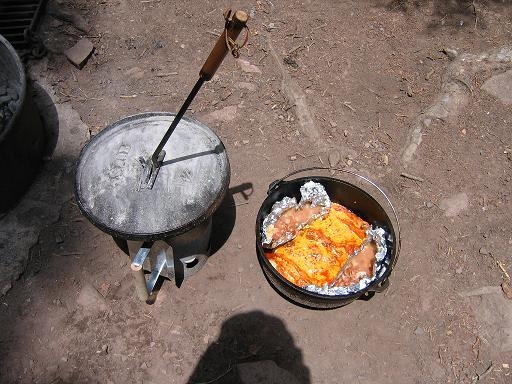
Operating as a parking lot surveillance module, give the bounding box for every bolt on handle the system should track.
[199,10,249,81]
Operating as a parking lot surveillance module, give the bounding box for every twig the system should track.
[156,72,178,77]
[400,172,424,182]
[119,94,138,98]
[496,260,510,281]
[342,101,355,111]
[312,23,327,31]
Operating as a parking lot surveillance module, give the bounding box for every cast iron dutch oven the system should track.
[255,167,401,309]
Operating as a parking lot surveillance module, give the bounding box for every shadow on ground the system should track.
[186,310,311,384]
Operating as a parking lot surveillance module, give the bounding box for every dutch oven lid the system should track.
[75,112,230,240]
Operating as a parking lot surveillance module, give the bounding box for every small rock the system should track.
[501,281,512,299]
[426,202,434,208]
[77,284,108,312]
[479,247,489,255]
[346,159,353,166]
[124,67,145,80]
[180,44,185,49]
[441,48,458,60]
[455,267,463,274]
[242,140,249,145]
[328,150,341,168]
[101,344,108,354]
[329,121,338,128]
[149,341,156,348]
[381,154,389,166]
[290,155,297,161]
[343,130,348,137]
[60,357,68,362]
[439,192,469,217]
[140,362,148,369]
[461,128,467,135]
[205,105,237,122]
[64,38,95,69]
[481,69,512,106]
[414,326,425,336]
[55,234,64,244]
[236,59,262,74]
[237,82,257,92]
[446,329,453,336]
[53,298,62,306]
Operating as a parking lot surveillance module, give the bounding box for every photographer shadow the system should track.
[187,311,311,384]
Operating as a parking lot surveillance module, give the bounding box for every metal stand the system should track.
[127,219,212,301]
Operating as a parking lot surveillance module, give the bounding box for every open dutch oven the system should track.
[255,167,401,309]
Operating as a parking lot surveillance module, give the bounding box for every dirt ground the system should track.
[1,0,512,383]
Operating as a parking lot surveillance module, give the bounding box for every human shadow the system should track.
[186,311,311,384]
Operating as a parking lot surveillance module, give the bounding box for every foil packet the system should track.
[261,181,331,249]
[304,226,389,296]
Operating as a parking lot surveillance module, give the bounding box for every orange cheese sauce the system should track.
[265,203,369,287]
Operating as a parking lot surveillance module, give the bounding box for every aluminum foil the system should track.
[304,226,389,296]
[261,181,331,249]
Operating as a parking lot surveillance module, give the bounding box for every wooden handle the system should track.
[199,10,248,81]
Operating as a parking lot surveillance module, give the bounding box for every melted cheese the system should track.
[265,203,369,287]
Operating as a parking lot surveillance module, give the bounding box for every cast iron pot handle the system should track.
[267,166,401,270]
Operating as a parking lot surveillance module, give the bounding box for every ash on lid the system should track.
[75,113,229,238]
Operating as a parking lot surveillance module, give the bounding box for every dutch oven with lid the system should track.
[74,11,249,299]
[255,168,401,309]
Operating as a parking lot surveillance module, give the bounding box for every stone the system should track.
[205,105,237,122]
[328,150,341,168]
[439,192,469,217]
[482,70,512,105]
[236,360,300,384]
[236,59,262,74]
[237,82,257,91]
[77,284,108,312]
[64,38,95,69]
[414,326,426,336]
[479,247,489,255]
[465,286,512,352]
[455,267,463,274]
[124,67,145,80]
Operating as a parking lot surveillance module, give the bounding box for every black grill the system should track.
[0,0,48,50]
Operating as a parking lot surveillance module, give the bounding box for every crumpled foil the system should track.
[261,181,331,249]
[304,226,389,296]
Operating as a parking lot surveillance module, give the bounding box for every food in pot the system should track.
[264,202,324,249]
[265,202,375,287]
[262,181,331,249]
